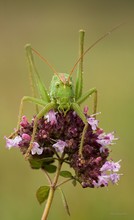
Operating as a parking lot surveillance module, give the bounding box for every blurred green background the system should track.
[0,0,134,219]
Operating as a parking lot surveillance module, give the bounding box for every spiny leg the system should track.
[25,44,50,103]
[75,30,85,100]
[77,88,98,117]
[25,102,56,158]
[25,45,39,114]
[93,89,97,116]
[8,96,47,139]
[71,103,88,156]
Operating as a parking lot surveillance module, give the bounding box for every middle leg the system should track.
[77,87,98,116]
[71,102,88,156]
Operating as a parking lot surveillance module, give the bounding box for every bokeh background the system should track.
[0,0,134,219]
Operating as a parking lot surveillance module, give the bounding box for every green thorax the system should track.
[49,73,75,113]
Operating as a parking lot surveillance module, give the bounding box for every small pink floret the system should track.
[94,156,102,165]
[84,106,89,114]
[93,174,109,187]
[87,117,98,131]
[45,110,57,125]
[20,116,29,127]
[52,140,67,153]
[110,173,121,184]
[22,133,31,141]
[97,131,118,148]
[100,160,121,172]
[31,142,43,155]
[5,136,22,149]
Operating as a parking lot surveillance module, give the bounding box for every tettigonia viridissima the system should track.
[8,23,123,159]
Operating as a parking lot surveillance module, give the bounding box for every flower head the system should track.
[93,174,110,187]
[91,159,122,187]
[45,110,57,125]
[87,117,98,131]
[110,173,121,184]
[31,142,43,155]
[52,140,67,153]
[5,136,22,149]
[6,108,121,188]
[100,160,121,172]
[97,131,117,147]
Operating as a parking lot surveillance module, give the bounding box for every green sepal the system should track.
[58,187,70,216]
[60,170,73,178]
[36,185,50,204]
[42,164,57,173]
[29,157,54,169]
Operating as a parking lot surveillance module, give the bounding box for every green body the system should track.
[49,74,75,113]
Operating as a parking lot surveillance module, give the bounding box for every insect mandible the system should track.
[9,23,123,158]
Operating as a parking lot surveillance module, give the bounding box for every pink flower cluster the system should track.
[93,160,122,187]
[5,109,122,188]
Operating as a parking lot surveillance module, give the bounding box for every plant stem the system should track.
[56,178,72,188]
[41,154,64,220]
[41,187,55,220]
[42,169,52,185]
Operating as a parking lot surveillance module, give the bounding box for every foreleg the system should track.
[77,88,98,115]
[8,96,47,139]
[25,102,56,158]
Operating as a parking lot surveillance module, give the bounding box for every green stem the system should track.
[42,169,52,185]
[41,154,64,220]
[56,178,72,188]
[41,187,55,220]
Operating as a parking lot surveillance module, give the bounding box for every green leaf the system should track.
[43,164,57,173]
[29,158,43,169]
[41,157,54,163]
[36,186,50,204]
[59,187,70,216]
[29,157,54,169]
[60,171,73,178]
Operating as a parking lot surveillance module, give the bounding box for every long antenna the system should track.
[68,22,124,81]
[31,47,63,82]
